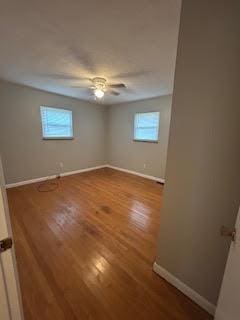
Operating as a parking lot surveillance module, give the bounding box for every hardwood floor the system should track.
[7,168,212,320]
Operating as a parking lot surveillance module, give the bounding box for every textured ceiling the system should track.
[0,0,181,105]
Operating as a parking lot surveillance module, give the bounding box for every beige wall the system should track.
[0,81,107,184]
[0,81,172,184]
[107,96,172,179]
[156,0,240,306]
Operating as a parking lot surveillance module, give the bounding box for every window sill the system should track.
[42,137,74,140]
[133,139,159,143]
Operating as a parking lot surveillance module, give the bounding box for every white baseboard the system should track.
[5,175,57,189]
[153,262,216,316]
[60,165,107,177]
[106,165,165,183]
[5,165,107,189]
[5,164,164,189]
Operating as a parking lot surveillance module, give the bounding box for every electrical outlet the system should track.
[143,163,146,169]
[59,162,64,169]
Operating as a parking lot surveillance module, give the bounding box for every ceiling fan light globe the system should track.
[94,88,104,99]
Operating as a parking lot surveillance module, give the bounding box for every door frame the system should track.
[0,156,24,320]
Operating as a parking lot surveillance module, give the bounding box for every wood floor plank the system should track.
[7,168,212,320]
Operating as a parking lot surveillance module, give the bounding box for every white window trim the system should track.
[133,111,160,143]
[40,106,74,140]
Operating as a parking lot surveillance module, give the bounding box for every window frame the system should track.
[40,106,74,140]
[133,111,160,143]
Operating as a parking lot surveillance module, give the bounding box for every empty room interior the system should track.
[0,1,240,320]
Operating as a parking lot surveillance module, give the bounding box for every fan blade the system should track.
[108,83,126,88]
[112,70,152,79]
[71,87,94,96]
[109,90,120,96]
[37,73,92,82]
[70,86,86,89]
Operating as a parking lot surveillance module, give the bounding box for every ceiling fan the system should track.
[72,77,126,99]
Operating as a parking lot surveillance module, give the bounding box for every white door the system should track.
[215,206,240,320]
[0,157,24,320]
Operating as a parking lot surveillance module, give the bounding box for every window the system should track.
[40,106,73,139]
[134,112,160,142]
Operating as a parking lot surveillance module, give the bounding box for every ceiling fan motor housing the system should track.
[93,77,107,91]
